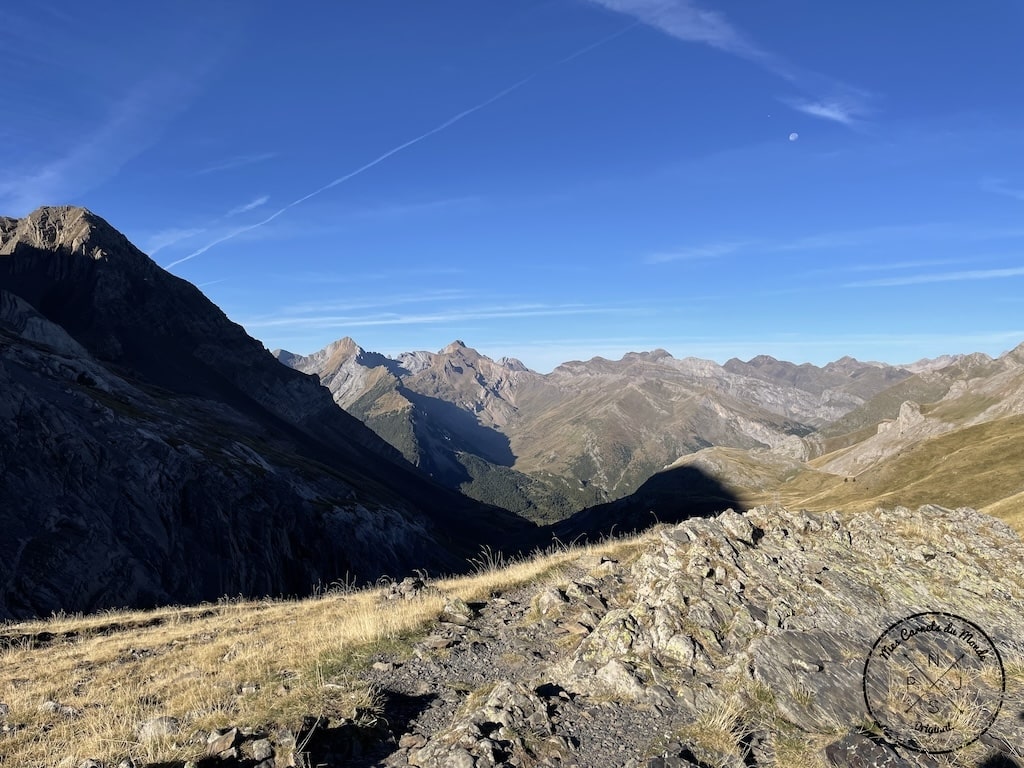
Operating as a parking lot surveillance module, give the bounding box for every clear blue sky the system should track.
[4,1,1023,371]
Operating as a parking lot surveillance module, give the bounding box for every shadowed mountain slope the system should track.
[0,206,535,619]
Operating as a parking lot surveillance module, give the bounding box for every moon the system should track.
[788,132,799,141]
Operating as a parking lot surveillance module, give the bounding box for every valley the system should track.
[279,334,1024,533]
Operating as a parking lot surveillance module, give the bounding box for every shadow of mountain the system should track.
[403,388,516,469]
[548,465,743,542]
[358,349,411,378]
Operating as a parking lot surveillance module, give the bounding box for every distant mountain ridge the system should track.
[277,337,917,521]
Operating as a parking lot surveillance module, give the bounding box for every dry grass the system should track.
[730,415,1024,536]
[0,536,639,766]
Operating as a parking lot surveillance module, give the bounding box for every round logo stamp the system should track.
[863,612,1004,753]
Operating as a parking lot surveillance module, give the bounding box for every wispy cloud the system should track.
[145,195,272,258]
[847,266,1024,288]
[165,25,635,271]
[586,0,768,61]
[279,289,468,315]
[811,258,968,276]
[349,196,480,221]
[280,267,466,284]
[145,227,206,256]
[195,152,277,176]
[647,223,1017,269]
[582,0,873,125]
[982,177,1024,202]
[226,195,269,217]
[645,240,749,264]
[786,98,860,126]
[242,303,629,330]
[0,72,195,216]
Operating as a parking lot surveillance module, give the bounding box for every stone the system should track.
[717,509,755,545]
[138,716,179,742]
[824,732,914,767]
[206,727,239,756]
[399,733,428,749]
[249,738,274,761]
[440,597,474,626]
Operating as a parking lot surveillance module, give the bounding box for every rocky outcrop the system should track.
[351,504,1024,767]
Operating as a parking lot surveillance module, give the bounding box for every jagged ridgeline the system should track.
[0,206,537,620]
[277,331,1024,527]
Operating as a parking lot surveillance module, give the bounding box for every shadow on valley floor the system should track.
[548,465,743,543]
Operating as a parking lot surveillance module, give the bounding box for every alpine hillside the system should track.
[0,206,536,620]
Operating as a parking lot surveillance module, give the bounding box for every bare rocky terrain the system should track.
[24,504,1020,767]
[356,504,1024,768]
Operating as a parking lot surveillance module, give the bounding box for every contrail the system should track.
[166,23,636,271]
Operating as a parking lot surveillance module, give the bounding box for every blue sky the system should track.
[3,1,1024,372]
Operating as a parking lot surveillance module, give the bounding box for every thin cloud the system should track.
[195,152,277,176]
[582,0,873,126]
[770,223,951,252]
[281,267,466,284]
[0,72,195,216]
[646,241,748,264]
[349,196,480,221]
[847,266,1024,288]
[586,0,769,62]
[145,227,206,256]
[842,258,967,273]
[787,98,859,126]
[279,289,468,315]
[982,177,1024,202]
[242,304,628,331]
[165,24,635,271]
[807,258,968,277]
[226,195,269,217]
[147,195,271,260]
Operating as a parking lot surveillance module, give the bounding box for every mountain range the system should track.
[3,205,1022,621]
[278,335,1024,527]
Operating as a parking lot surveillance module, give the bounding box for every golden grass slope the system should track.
[0,538,640,767]
[720,414,1024,533]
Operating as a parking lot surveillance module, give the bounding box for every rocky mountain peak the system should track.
[441,339,472,355]
[329,336,362,356]
[498,356,529,372]
[0,206,140,265]
[1006,340,1024,365]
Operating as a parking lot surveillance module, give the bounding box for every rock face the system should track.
[0,206,534,619]
[355,504,1024,767]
